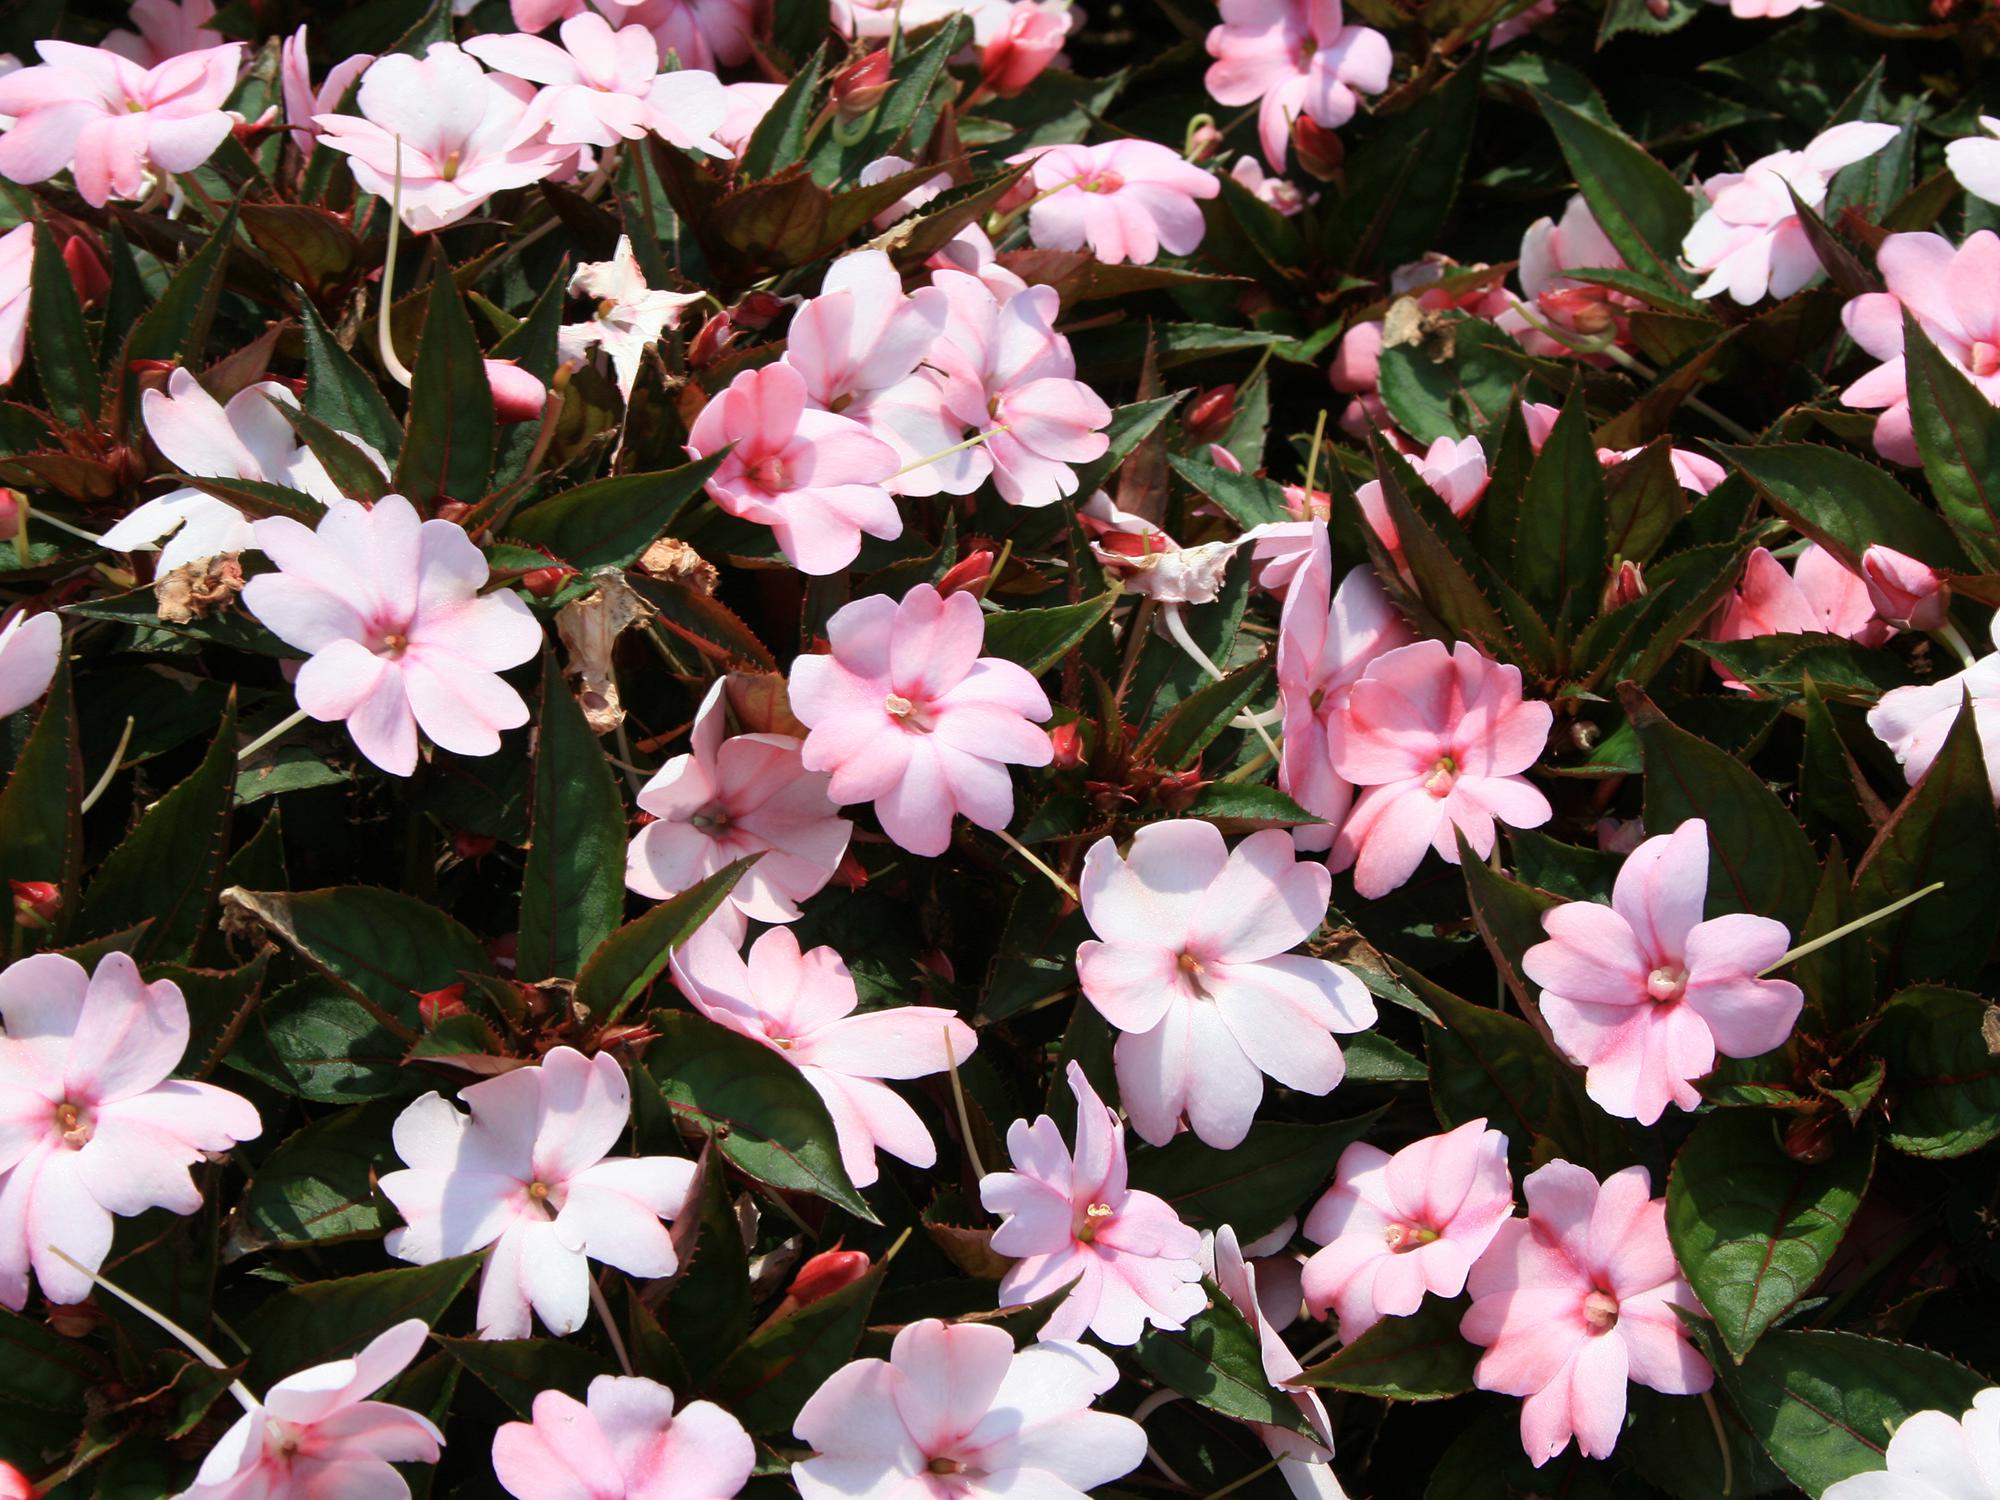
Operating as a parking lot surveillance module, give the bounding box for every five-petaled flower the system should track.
[492,1374,753,1500]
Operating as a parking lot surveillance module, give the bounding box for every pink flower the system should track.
[1948,116,2000,206]
[1711,546,1890,664]
[0,41,242,207]
[1276,524,1416,847]
[0,223,28,388]
[1841,231,2000,467]
[380,1046,697,1339]
[176,1319,442,1500]
[1354,435,1490,561]
[244,495,543,778]
[1076,821,1376,1149]
[105,0,223,65]
[791,583,1053,858]
[979,1061,1206,1344]
[1498,194,1632,355]
[1822,1387,2000,1500]
[279,28,372,153]
[1461,1161,1711,1466]
[714,79,783,156]
[1867,617,2000,801]
[1862,544,1951,632]
[1330,319,1382,396]
[628,679,851,926]
[578,0,757,71]
[1010,140,1220,265]
[670,923,975,1188]
[465,13,728,154]
[1301,1121,1513,1337]
[685,361,902,575]
[1709,0,1820,16]
[1209,1225,1339,1482]
[1204,0,1393,169]
[0,952,261,1309]
[1682,122,1900,304]
[1523,818,1804,1124]
[927,271,1112,506]
[1603,444,1726,494]
[493,1375,753,1500]
[1230,153,1308,215]
[1330,639,1554,898]
[982,2,1070,97]
[0,611,59,719]
[314,44,567,233]
[792,1318,1147,1500]
[857,154,953,228]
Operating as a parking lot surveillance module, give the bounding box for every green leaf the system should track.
[439,1337,615,1418]
[1904,304,2000,567]
[980,592,1117,677]
[225,978,410,1102]
[245,1256,478,1390]
[710,1264,882,1432]
[1459,837,1559,1011]
[29,217,96,425]
[1853,693,2000,988]
[1174,782,1323,832]
[1375,319,1527,444]
[1140,658,1271,771]
[741,46,825,181]
[77,696,237,962]
[507,457,722,571]
[1792,848,1875,1035]
[663,1147,753,1371]
[572,858,755,1026]
[639,1010,873,1219]
[1665,1111,1873,1362]
[1327,59,1484,270]
[234,1098,402,1253]
[1134,1284,1314,1436]
[300,298,401,459]
[123,202,238,371]
[1166,452,1291,528]
[270,399,391,502]
[517,653,627,983]
[1130,1118,1375,1242]
[1298,1294,1479,1398]
[0,659,80,946]
[0,1305,94,1412]
[395,259,495,505]
[1069,393,1187,497]
[1710,441,1975,576]
[1532,88,1693,288]
[1877,985,2000,1159]
[1695,634,1914,701]
[1515,388,1607,639]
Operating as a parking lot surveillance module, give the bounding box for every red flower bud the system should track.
[1603,558,1646,612]
[937,550,997,599]
[61,234,109,308]
[0,488,22,543]
[688,311,735,369]
[1539,286,1618,337]
[450,830,496,861]
[1184,385,1237,442]
[1049,720,1084,769]
[433,501,473,524]
[10,881,59,931]
[733,291,785,331]
[485,360,548,424]
[520,558,578,599]
[1292,116,1345,183]
[832,50,892,119]
[488,931,518,975]
[1783,1112,1838,1165]
[832,848,870,890]
[788,1247,872,1307]
[418,983,468,1028]
[980,2,1067,98]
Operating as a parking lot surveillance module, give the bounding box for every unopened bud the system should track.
[1156,767,1208,813]
[937,550,997,599]
[1540,286,1618,337]
[520,558,578,599]
[1049,720,1084,769]
[688,310,735,369]
[1186,120,1225,164]
[417,983,468,1028]
[732,291,785,331]
[433,501,473,524]
[62,233,109,308]
[0,488,22,542]
[1185,385,1236,442]
[10,880,58,931]
[485,360,548,424]
[832,50,892,119]
[1604,558,1646,612]
[1292,116,1345,183]
[1207,443,1244,475]
[1783,1112,1838,1165]
[44,1299,101,1341]
[832,848,870,890]
[1860,544,1949,631]
[450,830,496,861]
[788,1246,872,1307]
[489,931,518,975]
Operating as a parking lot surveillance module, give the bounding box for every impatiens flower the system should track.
[1823,1387,2000,1499]
[857,154,953,228]
[314,44,568,233]
[1711,545,1889,663]
[1841,231,2000,467]
[104,368,387,574]
[1523,818,1804,1124]
[1681,121,1900,304]
[792,1318,1147,1500]
[0,611,59,718]
[1230,153,1308,215]
[979,1061,1206,1344]
[1862,544,1951,631]
[0,223,27,387]
[558,0,758,71]
[279,28,372,153]
[1498,193,1633,355]
[670,923,975,1189]
[1300,1120,1513,1337]
[493,1375,752,1500]
[1709,0,1820,14]
[1081,491,1239,604]
[627,678,850,927]
[1204,0,1394,170]
[1462,1161,1711,1466]
[1330,639,1554,898]
[380,1046,697,1339]
[926,271,1112,506]
[715,79,783,155]
[1076,820,1376,1149]
[0,951,261,1309]
[789,583,1053,857]
[1354,435,1490,562]
[1867,613,2000,801]
[106,0,223,66]
[980,2,1070,97]
[465,13,729,154]
[175,1319,442,1500]
[685,361,902,574]
[1010,140,1221,266]
[1209,1225,1340,1487]
[244,495,543,777]
[558,235,705,398]
[1948,117,2000,206]
[1275,524,1415,847]
[0,40,243,207]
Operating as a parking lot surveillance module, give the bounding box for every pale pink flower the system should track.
[981,2,1070,97]
[1867,613,2000,802]
[314,44,568,233]
[628,678,850,926]
[1231,153,1308,215]
[105,0,223,65]
[1208,1226,1340,1486]
[1010,140,1221,266]
[493,1375,752,1500]
[685,361,901,574]
[1948,117,2000,206]
[833,0,1014,40]
[1077,821,1376,1149]
[1275,524,1416,847]
[1353,435,1489,561]
[244,495,543,777]
[1683,122,1900,304]
[793,1317,1146,1500]
[1301,1120,1513,1337]
[0,223,28,388]
[0,611,58,719]
[1462,1161,1711,1466]
[926,270,1112,506]
[1204,0,1394,169]
[1841,231,2000,467]
[175,1319,442,1500]
[1601,444,1727,494]
[104,368,387,574]
[1524,818,1803,1124]
[279,28,372,153]
[790,583,1053,857]
[1709,0,1820,16]
[464,13,728,154]
[858,154,952,228]
[1711,545,1890,662]
[0,952,261,1309]
[979,1061,1206,1345]
[381,1046,696,1339]
[1822,1387,2000,1500]
[1329,319,1381,397]
[589,0,757,70]
[670,923,975,1189]
[1862,544,1951,632]
[0,41,242,207]
[714,79,782,156]
[558,235,704,398]
[1330,639,1554,898]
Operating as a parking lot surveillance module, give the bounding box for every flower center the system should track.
[439,149,463,182]
[1975,340,2000,378]
[1645,966,1687,1004]
[1383,1221,1440,1253]
[1424,755,1458,798]
[689,804,733,835]
[1582,1290,1620,1334]
[53,1100,92,1148]
[748,455,790,492]
[374,629,410,659]
[1075,1201,1115,1243]
[884,692,935,733]
[526,1180,555,1215]
[928,1457,967,1476]
[1078,169,1125,195]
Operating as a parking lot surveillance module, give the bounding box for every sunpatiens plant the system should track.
[3,0,2000,1494]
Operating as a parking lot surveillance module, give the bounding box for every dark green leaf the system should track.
[234,1098,403,1253]
[226,979,410,1102]
[124,203,238,370]
[507,456,721,571]
[710,1264,882,1432]
[1130,1118,1375,1242]
[1069,393,1187,498]
[1375,318,1526,444]
[1134,1284,1314,1436]
[1711,441,1975,575]
[517,652,627,982]
[1904,296,2000,567]
[245,1258,476,1390]
[396,259,495,505]
[1298,1294,1478,1398]
[1140,658,1271,770]
[1167,452,1291,528]
[300,298,402,459]
[1533,88,1693,288]
[29,217,96,424]
[0,659,80,946]
[572,858,755,1026]
[1517,388,1606,639]
[741,46,825,181]
[1877,985,2000,1159]
[980,592,1117,677]
[439,1336,614,1418]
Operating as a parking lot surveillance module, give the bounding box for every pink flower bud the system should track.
[1329,320,1384,395]
[1539,285,1618,336]
[937,549,997,599]
[0,488,22,543]
[1049,720,1084,768]
[1185,385,1236,442]
[832,50,891,119]
[1186,120,1225,164]
[1292,116,1345,182]
[9,881,59,931]
[688,310,735,368]
[450,830,496,861]
[484,360,548,424]
[788,1247,872,1307]
[980,2,1066,98]
[417,983,468,1028]
[1207,443,1244,474]
[1604,558,1646,611]
[1860,544,1949,631]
